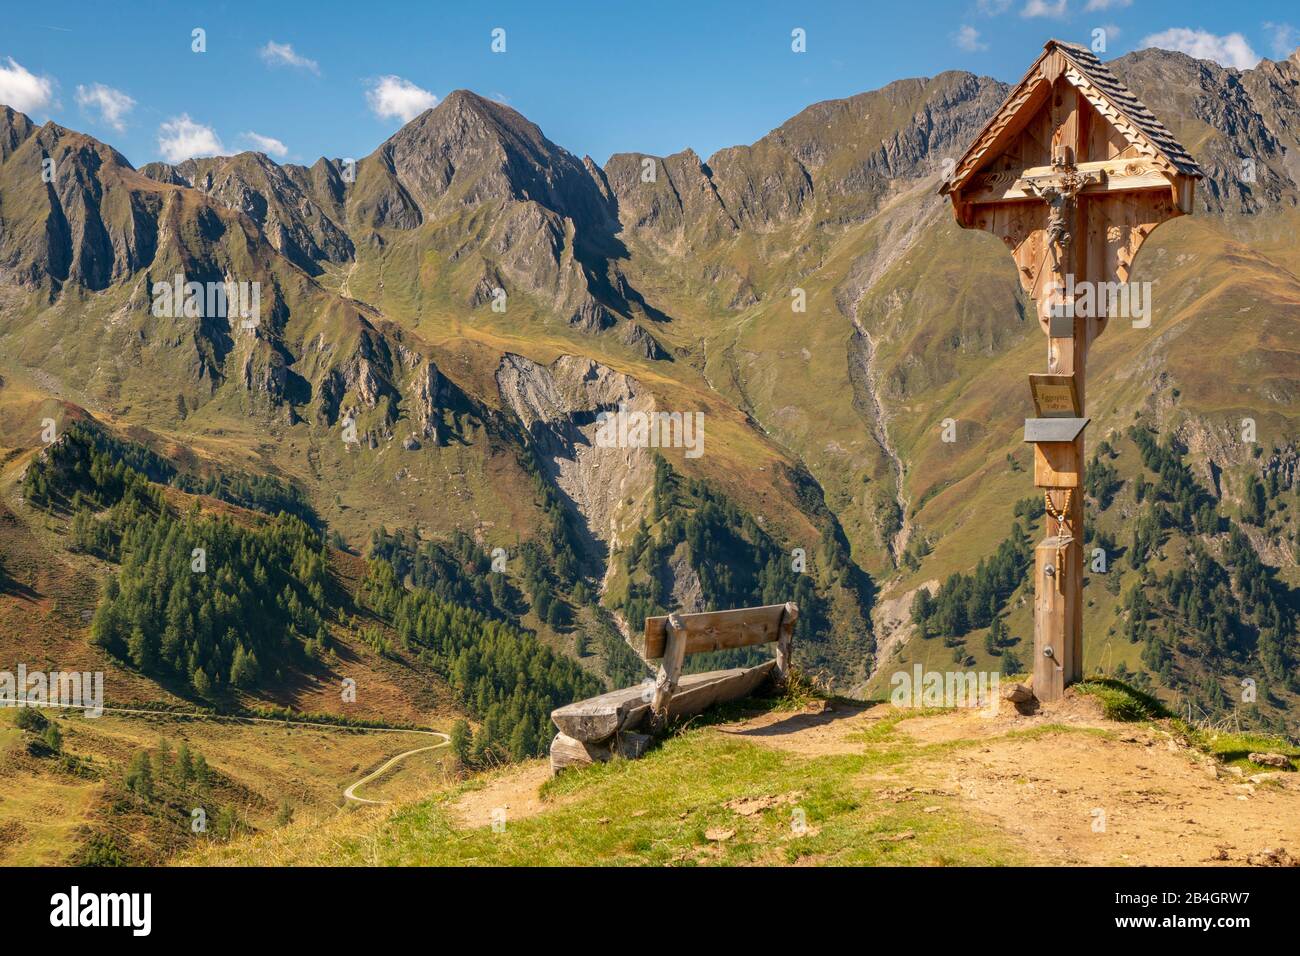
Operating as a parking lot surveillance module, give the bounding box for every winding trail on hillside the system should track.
[339,257,359,300]
[6,701,450,806]
[7,702,446,737]
[343,735,451,805]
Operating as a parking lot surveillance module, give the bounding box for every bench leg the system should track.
[775,601,798,686]
[651,613,687,727]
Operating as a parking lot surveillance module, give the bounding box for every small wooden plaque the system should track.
[1028,374,1081,418]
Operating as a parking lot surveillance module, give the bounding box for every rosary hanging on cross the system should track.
[1043,488,1074,593]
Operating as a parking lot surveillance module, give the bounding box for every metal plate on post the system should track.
[1023,417,1089,443]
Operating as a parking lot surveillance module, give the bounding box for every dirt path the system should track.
[339,258,359,300]
[6,702,446,738]
[448,763,555,828]
[899,708,1300,866]
[343,736,450,805]
[717,701,891,756]
[718,696,1300,866]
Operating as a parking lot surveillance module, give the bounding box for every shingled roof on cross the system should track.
[941,38,1203,198]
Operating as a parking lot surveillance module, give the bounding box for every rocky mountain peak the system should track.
[357,88,612,229]
[141,150,354,273]
[0,104,37,163]
[1109,47,1300,212]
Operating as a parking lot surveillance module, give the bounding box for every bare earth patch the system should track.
[905,722,1300,866]
[448,762,556,828]
[715,695,1300,866]
[715,702,891,756]
[896,692,1111,744]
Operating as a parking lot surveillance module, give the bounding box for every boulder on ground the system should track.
[1002,682,1034,704]
[1248,752,1292,769]
[550,731,652,773]
[1246,847,1298,867]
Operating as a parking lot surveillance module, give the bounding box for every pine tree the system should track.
[175,744,195,785]
[1000,649,1023,676]
[450,719,472,767]
[127,626,155,673]
[1242,474,1266,525]
[126,751,154,800]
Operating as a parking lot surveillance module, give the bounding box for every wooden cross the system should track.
[941,40,1201,701]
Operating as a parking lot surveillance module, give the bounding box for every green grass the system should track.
[184,695,1033,866]
[1187,730,1300,773]
[1075,678,1298,775]
[1075,678,1171,722]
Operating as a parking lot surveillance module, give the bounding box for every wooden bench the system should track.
[549,602,797,773]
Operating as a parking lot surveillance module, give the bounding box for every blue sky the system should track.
[1,0,1296,168]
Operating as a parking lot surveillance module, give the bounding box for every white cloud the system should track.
[1264,22,1298,59]
[157,114,225,163]
[977,0,1012,14]
[0,57,55,114]
[241,131,288,157]
[74,83,135,132]
[1084,0,1130,11]
[259,41,319,74]
[1022,0,1068,17]
[366,75,437,123]
[954,25,989,52]
[1140,27,1260,70]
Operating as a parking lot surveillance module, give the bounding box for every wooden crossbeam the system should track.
[963,158,1176,205]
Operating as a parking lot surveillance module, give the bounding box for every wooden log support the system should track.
[550,732,611,772]
[651,612,687,724]
[775,602,797,684]
[550,731,652,774]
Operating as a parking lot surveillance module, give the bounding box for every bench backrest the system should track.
[642,603,795,660]
[643,602,797,722]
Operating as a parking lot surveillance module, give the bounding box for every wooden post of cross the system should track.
[940,40,1200,701]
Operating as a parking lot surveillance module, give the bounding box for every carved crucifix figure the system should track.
[1024,159,1099,250]
[941,40,1201,701]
